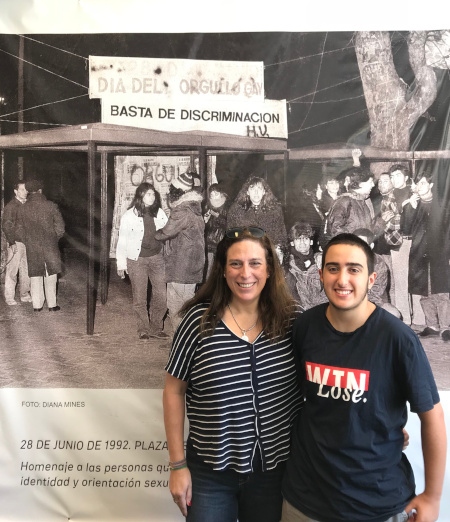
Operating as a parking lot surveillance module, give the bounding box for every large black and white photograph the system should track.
[0,3,449,521]
[1,30,450,389]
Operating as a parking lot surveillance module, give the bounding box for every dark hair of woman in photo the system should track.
[233,176,281,213]
[128,181,162,217]
[227,176,289,250]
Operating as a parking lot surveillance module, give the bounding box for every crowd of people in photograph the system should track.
[2,151,449,344]
[112,149,450,343]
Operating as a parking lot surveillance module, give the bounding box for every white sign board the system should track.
[101,97,287,139]
[89,56,264,101]
[0,388,188,522]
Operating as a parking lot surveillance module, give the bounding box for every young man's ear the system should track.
[368,272,377,289]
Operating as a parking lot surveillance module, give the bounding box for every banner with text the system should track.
[89,56,264,101]
[0,388,188,522]
[101,97,288,138]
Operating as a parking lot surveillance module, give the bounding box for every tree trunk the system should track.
[355,31,437,177]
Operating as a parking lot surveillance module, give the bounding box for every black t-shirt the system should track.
[282,304,440,522]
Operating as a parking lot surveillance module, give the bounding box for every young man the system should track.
[282,233,446,522]
[1,181,31,305]
[388,164,415,324]
[324,167,380,240]
[203,183,229,278]
[154,170,204,334]
[402,174,450,339]
[16,179,65,311]
[353,227,393,310]
[286,221,327,310]
[372,172,402,305]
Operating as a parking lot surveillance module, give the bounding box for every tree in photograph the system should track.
[354,30,450,176]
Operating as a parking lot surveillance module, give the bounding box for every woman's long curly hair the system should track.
[129,182,162,218]
[233,176,282,212]
[179,227,297,340]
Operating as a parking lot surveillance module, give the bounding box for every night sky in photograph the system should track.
[0,32,374,146]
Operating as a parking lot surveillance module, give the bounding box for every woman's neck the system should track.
[228,298,259,315]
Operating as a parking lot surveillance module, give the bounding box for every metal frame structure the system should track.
[0,123,287,334]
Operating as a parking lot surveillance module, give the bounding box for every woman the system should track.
[163,226,302,522]
[203,183,229,278]
[116,182,169,340]
[227,176,288,251]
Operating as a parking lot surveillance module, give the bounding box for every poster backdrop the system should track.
[1,2,450,522]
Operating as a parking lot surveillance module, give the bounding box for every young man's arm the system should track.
[154,210,184,242]
[404,402,447,522]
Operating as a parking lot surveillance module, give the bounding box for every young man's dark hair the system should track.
[415,172,433,184]
[345,169,373,191]
[289,221,314,241]
[322,232,375,274]
[388,163,410,176]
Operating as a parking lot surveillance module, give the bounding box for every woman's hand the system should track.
[117,269,127,279]
[170,467,192,517]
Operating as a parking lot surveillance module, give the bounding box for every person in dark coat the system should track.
[1,181,31,305]
[155,170,205,334]
[286,221,327,310]
[324,167,376,239]
[402,173,450,336]
[316,174,342,217]
[203,183,229,278]
[227,176,288,250]
[16,179,65,311]
[388,163,414,324]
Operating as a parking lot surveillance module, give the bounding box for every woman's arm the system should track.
[163,372,191,517]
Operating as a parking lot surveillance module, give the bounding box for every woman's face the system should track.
[142,188,156,207]
[224,239,269,305]
[247,183,265,206]
[209,190,226,209]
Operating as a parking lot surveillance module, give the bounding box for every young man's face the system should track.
[14,183,27,202]
[293,235,312,255]
[390,169,408,189]
[377,174,393,195]
[354,178,374,198]
[319,243,376,314]
[415,177,433,200]
[325,179,340,195]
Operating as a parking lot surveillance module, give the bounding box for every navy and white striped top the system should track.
[165,303,303,473]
